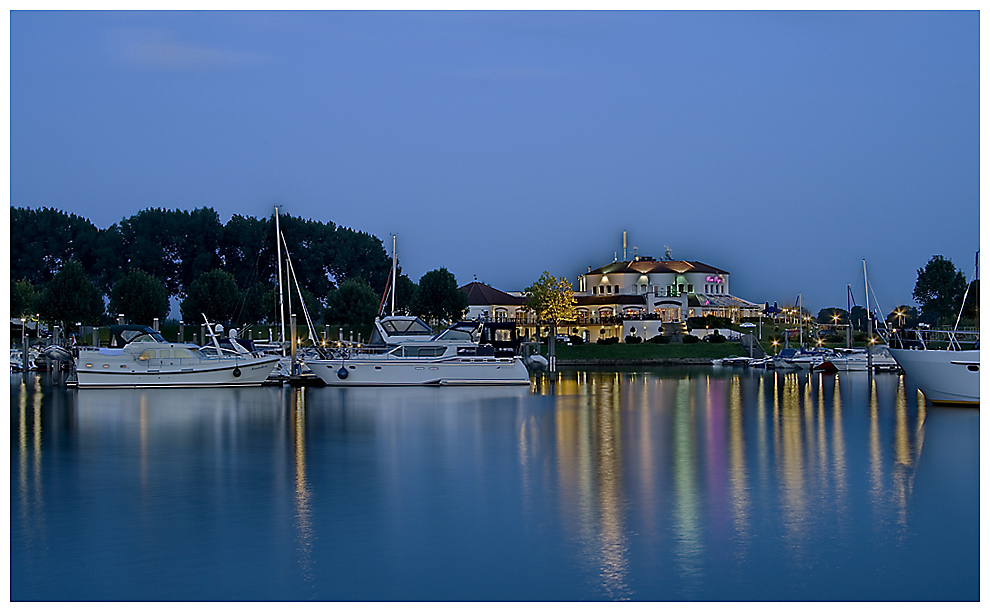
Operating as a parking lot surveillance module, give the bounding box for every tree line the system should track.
[812,254,978,330]
[9,206,471,331]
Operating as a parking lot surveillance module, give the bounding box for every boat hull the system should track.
[306,356,532,386]
[888,348,979,405]
[75,356,280,388]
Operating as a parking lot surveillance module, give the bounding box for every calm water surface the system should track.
[10,367,979,601]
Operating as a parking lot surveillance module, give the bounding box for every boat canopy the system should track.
[108,325,166,348]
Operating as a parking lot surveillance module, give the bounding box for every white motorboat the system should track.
[825,346,900,371]
[773,348,831,370]
[73,325,280,388]
[306,316,531,386]
[888,329,979,406]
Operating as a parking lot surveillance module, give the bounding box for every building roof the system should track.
[459,282,527,306]
[587,258,729,276]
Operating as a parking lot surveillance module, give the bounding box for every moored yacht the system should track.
[825,346,900,371]
[73,325,280,388]
[305,316,531,386]
[888,329,979,405]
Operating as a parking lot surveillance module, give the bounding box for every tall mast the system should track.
[391,235,397,316]
[275,206,286,356]
[863,259,869,322]
[864,259,873,371]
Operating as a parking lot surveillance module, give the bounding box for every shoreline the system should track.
[554,358,715,366]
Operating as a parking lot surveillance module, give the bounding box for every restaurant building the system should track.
[460,255,762,343]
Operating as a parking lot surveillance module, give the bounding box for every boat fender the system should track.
[337,366,348,380]
[233,367,241,378]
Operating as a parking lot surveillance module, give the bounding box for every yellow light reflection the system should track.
[292,387,314,586]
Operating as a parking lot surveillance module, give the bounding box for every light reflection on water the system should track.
[10,368,978,601]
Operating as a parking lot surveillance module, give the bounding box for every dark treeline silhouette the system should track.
[10,206,399,325]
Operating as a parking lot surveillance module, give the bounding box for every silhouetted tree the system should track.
[324,277,379,327]
[181,270,242,326]
[413,268,468,325]
[849,306,868,332]
[885,305,919,329]
[109,269,170,325]
[817,308,848,326]
[11,279,38,319]
[36,261,104,327]
[913,255,967,326]
[10,207,101,285]
[393,274,418,315]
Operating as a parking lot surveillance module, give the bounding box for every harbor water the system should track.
[10,367,979,601]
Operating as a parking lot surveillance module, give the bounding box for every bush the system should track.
[649,335,670,344]
[569,335,585,345]
[706,332,727,343]
[596,336,620,345]
[682,334,700,344]
[687,315,731,330]
[624,335,643,344]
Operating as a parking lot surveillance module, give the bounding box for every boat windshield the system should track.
[434,324,480,343]
[381,318,433,336]
[128,332,167,343]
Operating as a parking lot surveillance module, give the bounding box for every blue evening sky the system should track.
[9,10,981,316]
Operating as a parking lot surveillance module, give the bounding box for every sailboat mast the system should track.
[275,207,286,356]
[864,259,873,370]
[391,235,397,316]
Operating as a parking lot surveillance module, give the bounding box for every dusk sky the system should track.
[9,10,981,316]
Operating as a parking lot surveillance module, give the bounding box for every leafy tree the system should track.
[393,274,418,315]
[181,270,242,326]
[324,277,380,327]
[817,308,848,325]
[850,305,868,332]
[524,271,577,324]
[10,207,102,285]
[11,279,37,319]
[328,226,391,293]
[237,282,275,325]
[36,261,105,327]
[885,305,919,329]
[960,279,979,325]
[108,269,170,325]
[271,213,336,298]
[913,255,967,326]
[413,268,468,325]
[175,208,224,293]
[219,215,274,291]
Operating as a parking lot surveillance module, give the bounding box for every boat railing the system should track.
[890,328,979,351]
